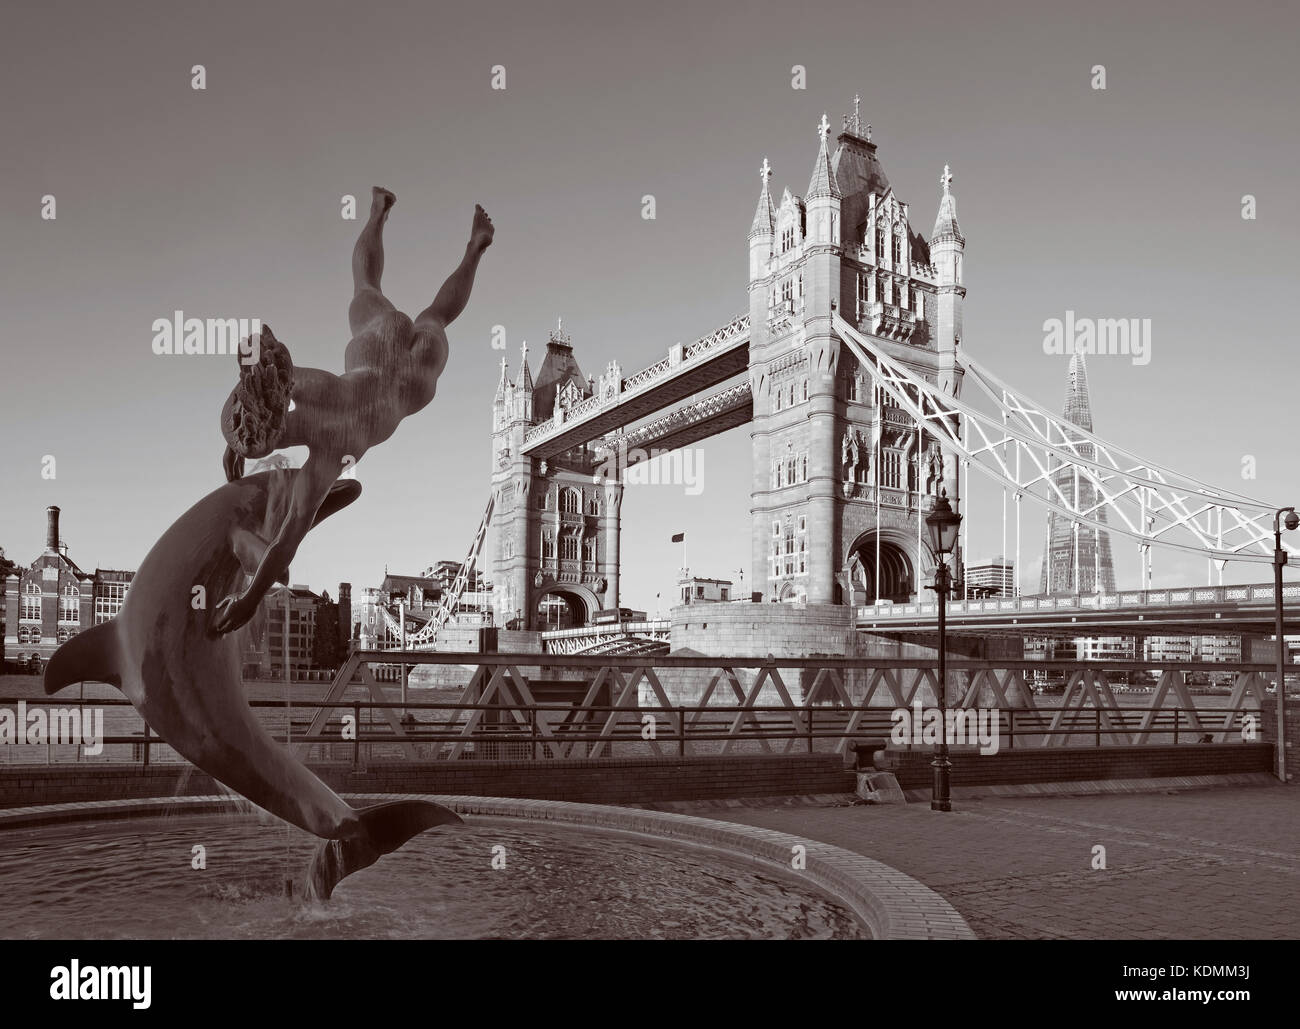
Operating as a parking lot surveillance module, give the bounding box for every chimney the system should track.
[45,506,61,553]
[338,582,352,642]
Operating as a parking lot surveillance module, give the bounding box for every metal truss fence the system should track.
[2,652,1282,766]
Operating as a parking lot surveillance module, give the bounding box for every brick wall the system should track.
[0,754,855,810]
[1261,698,1299,779]
[876,742,1273,790]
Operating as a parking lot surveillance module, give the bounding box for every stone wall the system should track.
[0,754,854,809]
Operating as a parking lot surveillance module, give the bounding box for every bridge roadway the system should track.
[533,582,1300,653]
[520,315,750,461]
[857,581,1300,638]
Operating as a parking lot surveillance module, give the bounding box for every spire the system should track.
[1063,351,1093,433]
[495,354,510,399]
[515,339,533,391]
[748,157,776,240]
[806,113,841,201]
[932,163,962,240]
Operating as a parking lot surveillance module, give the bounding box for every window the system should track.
[799,535,807,574]
[880,450,903,489]
[560,488,580,514]
[774,389,782,412]
[542,533,555,559]
[21,583,41,621]
[797,275,803,302]
[800,456,808,482]
[876,226,886,256]
[897,281,907,310]
[787,384,794,407]
[781,227,795,253]
[892,232,902,266]
[60,585,79,623]
[783,524,796,575]
[720,588,729,601]
[859,273,871,312]
[696,586,705,599]
[801,379,808,402]
[586,494,601,516]
[561,536,578,561]
[798,515,806,532]
[772,521,780,538]
[582,536,595,562]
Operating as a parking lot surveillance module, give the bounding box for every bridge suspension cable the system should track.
[379,489,496,648]
[832,312,1297,566]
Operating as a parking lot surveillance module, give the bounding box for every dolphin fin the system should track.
[44,621,121,694]
[305,799,462,901]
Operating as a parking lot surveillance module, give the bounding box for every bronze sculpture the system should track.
[46,189,492,898]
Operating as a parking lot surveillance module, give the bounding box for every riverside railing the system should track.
[1,652,1283,765]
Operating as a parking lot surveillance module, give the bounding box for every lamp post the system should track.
[925,492,962,812]
[1272,507,1297,782]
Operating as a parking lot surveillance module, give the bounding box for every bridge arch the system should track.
[845,528,933,604]
[533,582,601,629]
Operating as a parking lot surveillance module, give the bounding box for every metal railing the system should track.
[2,651,1284,766]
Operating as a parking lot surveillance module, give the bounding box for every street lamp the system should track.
[1273,507,1298,782]
[925,491,962,812]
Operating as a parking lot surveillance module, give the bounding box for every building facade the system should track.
[2,507,135,667]
[966,557,1016,598]
[748,112,964,609]
[678,573,735,604]
[491,328,625,629]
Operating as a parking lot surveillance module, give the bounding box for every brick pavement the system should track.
[701,785,1300,939]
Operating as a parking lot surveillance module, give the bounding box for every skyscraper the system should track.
[1038,353,1117,594]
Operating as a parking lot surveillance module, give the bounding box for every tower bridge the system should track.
[384,102,1298,649]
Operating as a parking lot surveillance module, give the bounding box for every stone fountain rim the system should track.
[0,793,975,940]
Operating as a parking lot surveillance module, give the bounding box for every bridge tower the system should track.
[747,105,966,605]
[490,328,623,629]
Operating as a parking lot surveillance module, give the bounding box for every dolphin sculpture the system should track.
[43,468,461,900]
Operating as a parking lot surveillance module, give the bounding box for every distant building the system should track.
[965,557,1015,598]
[242,583,323,680]
[1143,635,1196,663]
[2,507,135,667]
[1038,354,1117,595]
[678,572,734,604]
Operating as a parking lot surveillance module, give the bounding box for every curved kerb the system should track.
[0,794,975,940]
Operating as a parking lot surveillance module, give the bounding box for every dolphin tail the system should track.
[305,799,462,901]
[44,621,121,694]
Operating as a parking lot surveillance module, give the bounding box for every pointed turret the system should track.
[805,113,841,201]
[495,354,510,401]
[749,157,776,282]
[749,157,776,239]
[932,163,962,242]
[804,114,842,250]
[515,339,533,392]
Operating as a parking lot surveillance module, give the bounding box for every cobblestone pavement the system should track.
[700,786,1300,939]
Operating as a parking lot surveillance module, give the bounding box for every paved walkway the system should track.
[688,785,1300,939]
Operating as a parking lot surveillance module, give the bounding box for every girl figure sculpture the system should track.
[213,187,494,634]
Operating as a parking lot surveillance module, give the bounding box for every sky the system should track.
[2,0,1298,610]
